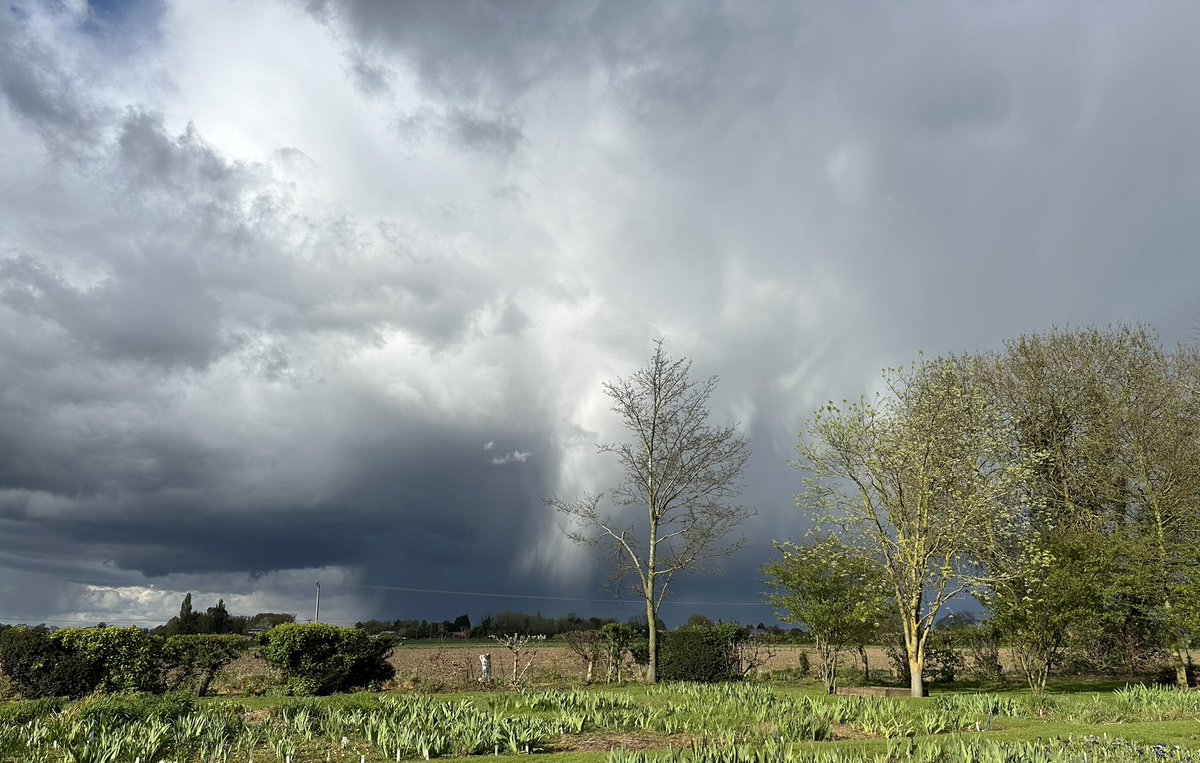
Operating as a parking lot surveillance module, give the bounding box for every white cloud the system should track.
[489,449,531,466]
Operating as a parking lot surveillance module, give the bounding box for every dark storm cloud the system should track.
[0,9,554,618]
[3,0,1200,626]
[306,0,1200,611]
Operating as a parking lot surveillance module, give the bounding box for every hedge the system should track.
[258,623,394,695]
[658,623,747,683]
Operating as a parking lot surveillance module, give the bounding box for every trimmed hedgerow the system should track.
[658,623,746,683]
[258,623,394,695]
[0,627,100,698]
[50,626,165,694]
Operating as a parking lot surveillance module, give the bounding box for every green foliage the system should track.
[600,623,638,682]
[1,683,1199,762]
[258,623,395,695]
[764,536,889,693]
[163,634,247,696]
[977,326,1200,688]
[66,691,196,724]
[923,630,965,685]
[796,357,1034,697]
[50,626,165,694]
[658,624,746,683]
[0,626,100,698]
[0,696,67,724]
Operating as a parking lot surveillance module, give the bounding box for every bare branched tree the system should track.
[488,633,546,686]
[547,339,752,683]
[560,630,604,684]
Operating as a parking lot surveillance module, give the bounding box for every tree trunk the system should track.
[645,594,658,684]
[196,669,214,698]
[903,591,925,698]
[585,657,594,684]
[814,636,837,694]
[859,645,869,683]
[908,654,925,698]
[1173,648,1190,689]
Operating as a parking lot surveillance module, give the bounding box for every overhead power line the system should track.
[339,583,772,607]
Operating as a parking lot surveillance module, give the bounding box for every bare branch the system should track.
[547,339,754,682]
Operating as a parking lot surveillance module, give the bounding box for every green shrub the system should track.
[925,631,966,685]
[797,648,811,677]
[258,623,394,695]
[658,624,746,683]
[163,634,248,696]
[50,627,165,694]
[0,626,100,698]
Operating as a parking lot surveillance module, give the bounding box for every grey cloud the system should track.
[392,106,525,156]
[4,0,1200,627]
[444,108,524,155]
[2,252,225,369]
[309,0,598,101]
[0,5,105,156]
[117,112,248,202]
[347,50,392,96]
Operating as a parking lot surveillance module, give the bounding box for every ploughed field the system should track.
[218,644,988,692]
[3,682,1200,763]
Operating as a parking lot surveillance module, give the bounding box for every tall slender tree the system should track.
[548,340,752,683]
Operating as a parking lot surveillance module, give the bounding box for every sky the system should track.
[1,0,1198,630]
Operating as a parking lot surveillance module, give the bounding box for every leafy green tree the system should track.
[763,536,889,693]
[549,340,752,683]
[1114,340,1200,685]
[796,358,1034,697]
[982,530,1105,693]
[977,326,1200,687]
[199,599,235,634]
[560,630,605,684]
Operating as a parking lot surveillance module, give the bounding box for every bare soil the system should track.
[210,643,1021,694]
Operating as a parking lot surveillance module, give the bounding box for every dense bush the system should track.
[658,623,747,683]
[50,627,165,694]
[0,627,100,698]
[164,634,247,696]
[259,623,395,695]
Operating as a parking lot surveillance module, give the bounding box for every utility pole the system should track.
[314,581,321,623]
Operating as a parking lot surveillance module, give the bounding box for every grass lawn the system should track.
[4,678,1199,762]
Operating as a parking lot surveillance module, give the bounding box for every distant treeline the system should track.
[0,595,297,636]
[150,594,296,636]
[352,611,809,640]
[1,594,811,641]
[354,612,630,640]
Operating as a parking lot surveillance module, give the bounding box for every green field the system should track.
[2,680,1200,762]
